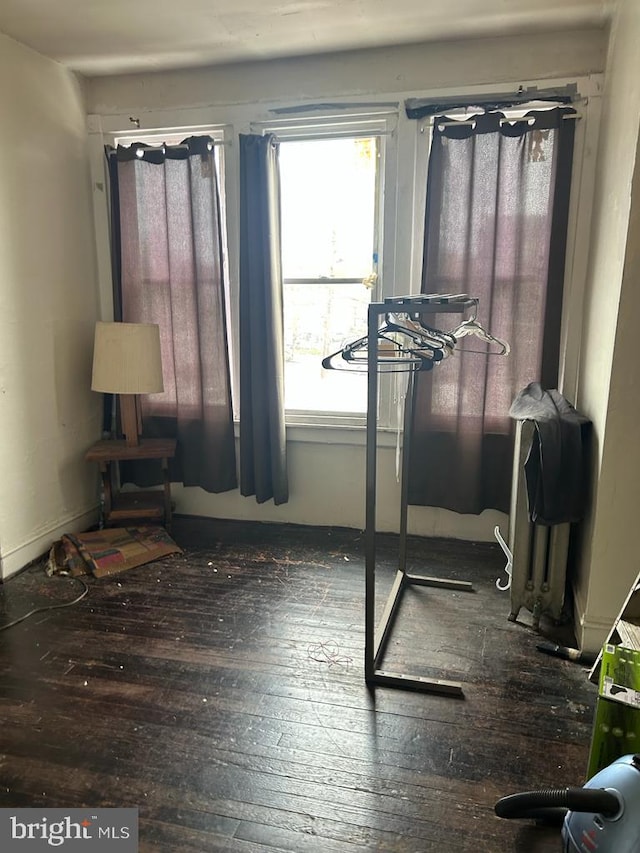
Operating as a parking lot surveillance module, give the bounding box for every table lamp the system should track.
[91,321,164,447]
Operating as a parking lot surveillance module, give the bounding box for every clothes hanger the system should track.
[322,298,482,373]
[321,324,441,373]
[402,317,458,354]
[347,317,452,363]
[343,343,440,369]
[383,312,463,363]
[321,334,412,372]
[321,348,433,373]
[447,301,511,355]
[384,313,454,353]
[449,318,511,355]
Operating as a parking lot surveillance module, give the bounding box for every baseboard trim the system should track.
[0,506,100,580]
[571,578,615,654]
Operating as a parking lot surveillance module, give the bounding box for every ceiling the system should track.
[0,0,613,77]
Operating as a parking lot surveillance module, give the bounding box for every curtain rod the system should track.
[404,84,578,119]
[432,114,581,130]
[106,140,228,157]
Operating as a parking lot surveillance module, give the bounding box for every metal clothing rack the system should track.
[365,295,476,697]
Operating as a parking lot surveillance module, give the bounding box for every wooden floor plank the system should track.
[0,517,597,852]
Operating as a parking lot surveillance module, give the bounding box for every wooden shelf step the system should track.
[110,490,165,521]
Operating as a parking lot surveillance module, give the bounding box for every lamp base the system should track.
[120,394,141,447]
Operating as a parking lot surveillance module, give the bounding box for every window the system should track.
[258,115,392,425]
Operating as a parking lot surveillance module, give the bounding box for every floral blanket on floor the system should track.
[47,526,182,578]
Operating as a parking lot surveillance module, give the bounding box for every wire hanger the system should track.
[447,301,511,355]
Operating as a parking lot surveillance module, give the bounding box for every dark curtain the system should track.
[238,134,289,505]
[408,108,576,514]
[107,136,237,493]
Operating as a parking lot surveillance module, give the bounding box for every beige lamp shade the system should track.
[91,321,164,395]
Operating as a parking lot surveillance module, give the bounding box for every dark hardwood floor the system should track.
[0,517,597,852]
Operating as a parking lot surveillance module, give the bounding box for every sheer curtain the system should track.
[107,136,237,493]
[408,108,576,514]
[238,134,289,505]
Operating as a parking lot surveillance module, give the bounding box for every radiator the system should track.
[507,419,570,629]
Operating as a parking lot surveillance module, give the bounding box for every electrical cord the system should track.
[0,574,89,632]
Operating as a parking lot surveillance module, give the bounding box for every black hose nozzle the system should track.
[495,786,620,820]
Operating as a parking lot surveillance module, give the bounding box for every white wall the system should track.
[572,0,640,650]
[172,433,503,540]
[84,28,608,544]
[86,29,605,115]
[0,34,101,578]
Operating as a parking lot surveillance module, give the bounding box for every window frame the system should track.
[252,110,399,428]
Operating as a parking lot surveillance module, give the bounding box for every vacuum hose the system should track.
[495,786,620,821]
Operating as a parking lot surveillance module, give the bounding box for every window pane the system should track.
[279,134,379,414]
[284,282,369,413]
[280,137,378,280]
